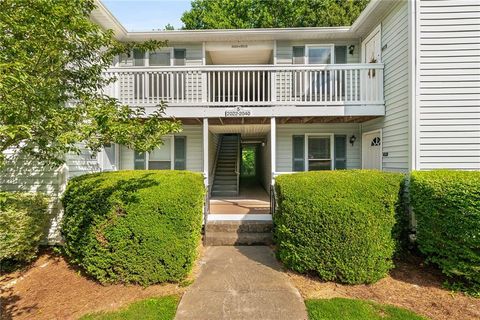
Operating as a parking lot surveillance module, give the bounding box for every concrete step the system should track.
[204,232,273,246]
[214,174,236,179]
[206,221,273,233]
[212,185,237,192]
[213,180,237,185]
[211,190,238,197]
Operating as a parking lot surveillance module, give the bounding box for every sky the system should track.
[102,0,192,31]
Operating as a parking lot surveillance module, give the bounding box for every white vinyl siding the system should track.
[417,0,480,170]
[362,1,409,172]
[276,123,361,172]
[119,125,203,172]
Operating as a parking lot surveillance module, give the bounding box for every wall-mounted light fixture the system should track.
[348,45,355,55]
[349,135,357,146]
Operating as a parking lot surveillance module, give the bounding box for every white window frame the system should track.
[305,44,335,64]
[145,135,175,170]
[361,129,383,170]
[305,133,335,171]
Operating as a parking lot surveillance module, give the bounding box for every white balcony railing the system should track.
[103,64,384,107]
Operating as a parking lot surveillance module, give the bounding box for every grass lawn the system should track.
[306,298,427,320]
[79,296,179,320]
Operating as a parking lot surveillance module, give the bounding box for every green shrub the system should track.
[274,170,404,284]
[0,192,49,264]
[410,170,480,295]
[61,171,205,285]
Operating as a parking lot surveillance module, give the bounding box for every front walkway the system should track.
[175,246,308,320]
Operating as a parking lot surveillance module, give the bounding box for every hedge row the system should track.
[61,170,205,285]
[0,192,49,264]
[274,170,404,284]
[411,170,480,295]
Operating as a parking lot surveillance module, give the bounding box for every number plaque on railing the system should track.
[225,106,252,117]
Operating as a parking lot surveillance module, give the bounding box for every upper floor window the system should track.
[292,45,348,65]
[307,45,334,64]
[117,48,187,67]
[149,50,171,66]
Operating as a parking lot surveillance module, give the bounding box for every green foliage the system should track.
[410,170,480,296]
[79,296,179,320]
[0,192,49,264]
[274,170,404,284]
[181,0,370,29]
[241,146,255,176]
[306,298,426,320]
[0,0,181,167]
[61,171,205,285]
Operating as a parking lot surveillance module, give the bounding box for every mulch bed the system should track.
[0,249,187,320]
[288,255,480,320]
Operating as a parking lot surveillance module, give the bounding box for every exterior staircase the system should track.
[211,134,240,197]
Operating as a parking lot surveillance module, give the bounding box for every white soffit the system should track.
[209,124,270,138]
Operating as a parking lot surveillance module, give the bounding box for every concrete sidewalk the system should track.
[175,246,308,320]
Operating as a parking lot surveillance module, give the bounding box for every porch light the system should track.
[348,45,355,55]
[349,135,357,146]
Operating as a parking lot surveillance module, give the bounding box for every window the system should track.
[307,135,332,171]
[334,135,347,170]
[149,50,171,66]
[293,134,347,171]
[307,45,333,64]
[174,136,187,170]
[149,138,172,170]
[134,151,146,170]
[132,136,186,170]
[173,49,186,66]
[292,135,305,171]
[133,49,145,66]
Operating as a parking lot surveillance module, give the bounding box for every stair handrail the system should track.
[235,134,240,196]
[210,135,223,197]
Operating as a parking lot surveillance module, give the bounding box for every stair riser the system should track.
[211,191,238,197]
[207,224,273,233]
[205,233,273,246]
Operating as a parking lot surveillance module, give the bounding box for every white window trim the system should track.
[145,135,175,170]
[361,129,383,170]
[305,44,335,64]
[305,133,335,171]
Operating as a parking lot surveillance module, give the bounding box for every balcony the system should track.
[103,64,384,111]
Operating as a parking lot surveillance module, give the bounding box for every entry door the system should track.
[362,131,382,170]
[362,25,381,101]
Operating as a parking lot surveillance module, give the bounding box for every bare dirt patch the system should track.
[288,255,480,320]
[0,248,202,320]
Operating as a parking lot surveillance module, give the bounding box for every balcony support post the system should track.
[203,117,209,188]
[270,117,276,185]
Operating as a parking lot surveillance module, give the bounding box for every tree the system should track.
[0,0,181,168]
[181,0,370,29]
[164,23,175,30]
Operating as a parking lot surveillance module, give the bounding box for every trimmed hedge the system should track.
[61,170,205,285]
[411,170,480,295]
[274,170,404,284]
[0,192,49,264]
